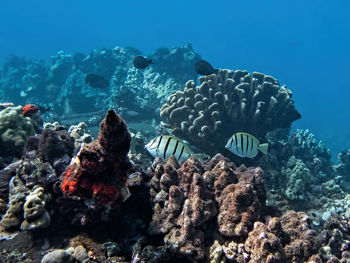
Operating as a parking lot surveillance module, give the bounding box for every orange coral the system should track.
[91,182,119,206]
[61,168,78,195]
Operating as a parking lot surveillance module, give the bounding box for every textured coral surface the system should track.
[161,69,301,155]
[148,154,265,261]
[0,106,35,163]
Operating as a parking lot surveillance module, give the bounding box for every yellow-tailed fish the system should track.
[225,132,268,158]
[145,135,192,163]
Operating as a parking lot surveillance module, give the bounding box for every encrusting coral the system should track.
[20,186,51,231]
[160,69,301,155]
[0,176,29,230]
[61,110,132,208]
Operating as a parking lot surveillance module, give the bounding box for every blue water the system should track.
[1,0,349,159]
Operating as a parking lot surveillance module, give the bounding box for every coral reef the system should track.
[208,211,320,263]
[160,69,301,155]
[0,176,29,230]
[20,186,51,231]
[0,107,349,262]
[0,45,200,128]
[38,124,75,173]
[335,149,350,179]
[128,130,153,170]
[0,55,48,104]
[290,129,331,159]
[318,215,350,262]
[147,154,265,261]
[0,102,14,110]
[259,128,346,220]
[1,40,349,262]
[283,156,313,201]
[61,110,132,208]
[0,106,36,163]
[0,118,75,235]
[289,129,333,178]
[68,122,93,153]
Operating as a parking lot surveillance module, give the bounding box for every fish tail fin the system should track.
[258,143,269,155]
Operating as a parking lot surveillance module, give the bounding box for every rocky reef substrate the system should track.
[0,105,348,262]
[1,46,350,262]
[0,44,200,128]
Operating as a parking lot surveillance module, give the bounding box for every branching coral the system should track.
[289,129,331,160]
[160,69,301,155]
[283,156,313,201]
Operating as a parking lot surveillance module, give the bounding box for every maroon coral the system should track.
[214,162,265,237]
[148,154,266,261]
[61,110,131,208]
[279,211,320,262]
[149,156,216,260]
[241,212,321,263]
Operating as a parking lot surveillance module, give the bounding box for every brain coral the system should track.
[0,106,35,162]
[160,69,301,155]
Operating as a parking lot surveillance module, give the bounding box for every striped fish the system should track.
[225,132,268,158]
[145,135,192,163]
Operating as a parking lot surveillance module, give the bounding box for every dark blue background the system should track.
[1,0,349,158]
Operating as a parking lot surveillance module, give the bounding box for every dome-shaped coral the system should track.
[160,69,301,155]
[0,106,36,162]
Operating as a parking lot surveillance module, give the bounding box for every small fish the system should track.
[145,135,192,163]
[37,104,52,114]
[22,104,40,117]
[133,56,153,69]
[225,132,268,158]
[195,59,216,76]
[85,74,109,89]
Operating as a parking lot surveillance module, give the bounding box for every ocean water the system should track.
[1,2,350,261]
[0,0,349,158]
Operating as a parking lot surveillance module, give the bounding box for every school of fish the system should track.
[145,132,269,163]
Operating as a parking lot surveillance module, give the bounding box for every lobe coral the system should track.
[160,69,301,155]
